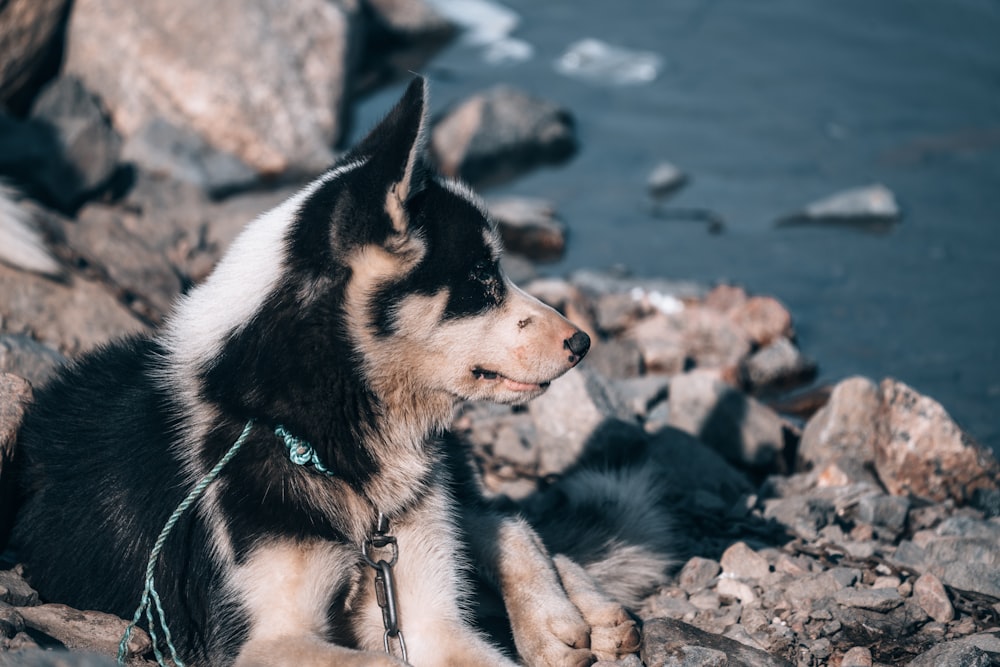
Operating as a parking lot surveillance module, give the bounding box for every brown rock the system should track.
[64,0,360,175]
[840,646,873,667]
[702,284,748,314]
[678,557,721,592]
[727,296,793,347]
[0,374,33,548]
[430,85,576,188]
[0,0,70,105]
[17,603,151,659]
[720,541,771,581]
[0,263,148,356]
[487,196,567,262]
[913,572,954,623]
[874,378,1000,502]
[64,205,185,324]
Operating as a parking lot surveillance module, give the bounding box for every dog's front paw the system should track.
[552,555,640,663]
[507,592,594,667]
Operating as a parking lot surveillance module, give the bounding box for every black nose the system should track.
[564,330,591,360]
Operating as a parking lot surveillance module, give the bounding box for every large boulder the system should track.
[63,0,362,175]
[874,379,999,503]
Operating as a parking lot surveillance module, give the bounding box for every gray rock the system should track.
[835,601,927,645]
[798,376,878,471]
[739,337,816,393]
[677,557,721,592]
[935,515,1000,541]
[782,570,849,607]
[529,364,630,476]
[0,334,66,386]
[640,618,793,667]
[833,586,904,612]
[0,568,38,607]
[0,0,70,105]
[431,85,577,188]
[854,494,910,534]
[874,378,1000,503]
[668,370,788,471]
[486,196,567,262]
[719,542,770,581]
[776,184,901,233]
[612,375,671,421]
[586,338,644,381]
[647,162,689,201]
[122,117,258,198]
[0,601,25,638]
[29,76,123,210]
[17,603,151,660]
[913,572,954,623]
[65,0,359,175]
[907,641,992,667]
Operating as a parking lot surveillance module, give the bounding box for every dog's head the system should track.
[165,78,589,435]
[338,78,590,405]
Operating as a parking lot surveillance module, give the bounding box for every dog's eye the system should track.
[470,261,495,284]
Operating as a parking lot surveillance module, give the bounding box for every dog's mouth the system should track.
[472,367,552,393]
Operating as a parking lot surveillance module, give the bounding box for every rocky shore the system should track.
[2,0,999,665]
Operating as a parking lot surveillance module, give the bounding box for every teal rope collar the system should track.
[118,419,331,666]
[275,424,335,476]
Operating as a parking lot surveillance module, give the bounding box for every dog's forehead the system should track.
[425,179,502,260]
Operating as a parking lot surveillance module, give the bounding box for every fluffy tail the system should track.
[0,183,62,277]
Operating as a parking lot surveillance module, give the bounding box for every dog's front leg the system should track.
[487,516,597,667]
[488,517,641,667]
[376,484,522,667]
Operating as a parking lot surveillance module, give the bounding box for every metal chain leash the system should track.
[362,512,407,663]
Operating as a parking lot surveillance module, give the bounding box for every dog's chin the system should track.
[465,367,554,404]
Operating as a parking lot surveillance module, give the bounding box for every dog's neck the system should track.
[355,386,455,516]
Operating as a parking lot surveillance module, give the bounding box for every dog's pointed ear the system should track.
[352,77,429,234]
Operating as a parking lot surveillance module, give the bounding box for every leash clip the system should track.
[363,512,407,663]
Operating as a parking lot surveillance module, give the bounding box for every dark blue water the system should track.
[355,0,1000,452]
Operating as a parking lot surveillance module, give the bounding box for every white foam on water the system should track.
[555,38,664,85]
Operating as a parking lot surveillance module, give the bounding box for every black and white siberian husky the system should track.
[9,79,668,666]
